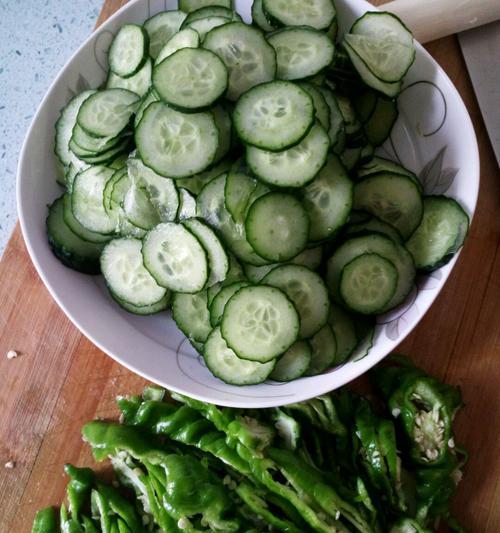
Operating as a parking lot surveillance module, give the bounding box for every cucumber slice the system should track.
[127,157,180,222]
[134,89,159,128]
[62,193,112,244]
[335,93,361,136]
[342,41,402,98]
[77,89,139,137]
[309,87,343,149]
[251,0,276,32]
[72,166,118,234]
[184,6,240,24]
[177,188,197,220]
[209,281,250,327]
[204,326,276,385]
[340,253,399,314]
[354,90,378,123]
[47,196,103,274]
[203,22,276,101]
[180,0,232,13]
[405,196,469,271]
[224,171,258,224]
[71,124,122,154]
[107,58,152,98]
[176,158,232,195]
[327,233,415,312]
[246,122,329,188]
[155,28,200,65]
[357,156,420,188]
[142,222,209,293]
[172,290,212,343]
[221,285,300,362]
[197,174,269,266]
[302,154,353,243]
[354,173,423,239]
[144,11,187,59]
[270,341,311,382]
[328,306,357,364]
[362,94,398,146]
[103,167,128,214]
[245,192,309,262]
[108,24,148,78]
[111,291,170,315]
[297,82,330,133]
[345,215,403,244]
[352,12,413,46]
[263,0,336,30]
[234,81,314,151]
[184,16,231,39]
[304,324,337,376]
[211,104,232,164]
[123,186,160,230]
[263,265,329,339]
[344,34,414,84]
[135,102,218,178]
[183,218,229,287]
[55,90,96,166]
[268,27,335,80]
[243,245,322,283]
[72,137,132,165]
[101,238,166,307]
[153,48,228,111]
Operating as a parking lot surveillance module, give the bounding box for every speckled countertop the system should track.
[0,0,101,255]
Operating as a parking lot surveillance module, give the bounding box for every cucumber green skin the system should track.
[110,290,171,315]
[172,291,212,343]
[405,195,469,272]
[304,324,337,376]
[327,306,357,365]
[269,340,312,382]
[362,96,398,147]
[48,236,101,275]
[47,197,103,275]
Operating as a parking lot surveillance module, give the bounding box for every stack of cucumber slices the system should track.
[47,0,469,386]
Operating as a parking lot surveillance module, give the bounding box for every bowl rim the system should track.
[16,0,480,407]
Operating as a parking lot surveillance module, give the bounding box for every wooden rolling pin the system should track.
[384,0,500,43]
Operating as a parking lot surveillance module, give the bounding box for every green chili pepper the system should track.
[389,517,432,532]
[171,393,275,453]
[267,447,375,533]
[284,395,347,437]
[96,483,145,532]
[64,464,94,520]
[90,489,112,533]
[81,516,100,533]
[414,448,467,526]
[373,363,462,466]
[236,481,303,533]
[271,408,301,450]
[32,507,58,533]
[161,454,240,532]
[60,502,84,532]
[354,401,404,511]
[142,385,166,402]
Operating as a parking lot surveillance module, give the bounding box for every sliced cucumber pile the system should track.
[47,1,469,386]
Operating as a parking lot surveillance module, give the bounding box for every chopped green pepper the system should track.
[373,364,461,466]
[64,464,94,520]
[32,507,58,533]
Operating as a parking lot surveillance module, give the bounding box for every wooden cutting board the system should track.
[1,1,499,531]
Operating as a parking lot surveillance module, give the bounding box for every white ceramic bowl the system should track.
[17,0,479,407]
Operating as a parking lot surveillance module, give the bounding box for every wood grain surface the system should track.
[1,1,499,531]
